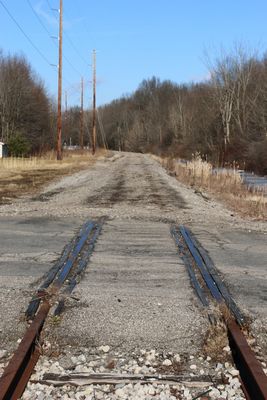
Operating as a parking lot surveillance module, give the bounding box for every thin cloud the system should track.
[34,1,58,27]
[34,1,82,30]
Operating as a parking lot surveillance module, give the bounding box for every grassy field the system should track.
[0,150,106,205]
[157,155,267,220]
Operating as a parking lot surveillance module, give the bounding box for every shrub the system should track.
[7,133,30,157]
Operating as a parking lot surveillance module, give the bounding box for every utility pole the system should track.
[91,49,96,155]
[80,77,84,149]
[56,0,63,160]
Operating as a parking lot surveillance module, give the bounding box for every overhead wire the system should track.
[46,1,89,72]
[26,0,84,78]
[0,0,53,66]
[27,0,90,106]
[46,0,57,12]
[64,30,89,67]
[1,0,91,115]
[74,1,92,42]
[62,4,89,67]
[26,0,54,39]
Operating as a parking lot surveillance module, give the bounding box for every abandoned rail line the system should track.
[0,217,266,400]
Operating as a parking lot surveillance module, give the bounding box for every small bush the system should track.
[7,133,30,157]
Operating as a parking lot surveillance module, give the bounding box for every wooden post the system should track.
[56,0,63,160]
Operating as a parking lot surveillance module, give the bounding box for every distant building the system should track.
[0,142,8,158]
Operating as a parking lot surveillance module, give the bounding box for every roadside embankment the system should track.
[157,155,267,220]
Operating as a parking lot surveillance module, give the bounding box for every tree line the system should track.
[0,52,55,155]
[99,46,267,175]
[0,51,91,156]
[1,47,267,175]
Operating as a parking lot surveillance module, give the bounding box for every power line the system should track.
[46,0,58,12]
[26,0,54,39]
[61,5,89,67]
[64,29,88,67]
[27,0,84,78]
[74,1,92,41]
[63,53,83,77]
[1,0,84,107]
[0,0,52,66]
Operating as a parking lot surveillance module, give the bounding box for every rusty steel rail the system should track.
[228,320,267,400]
[172,225,267,400]
[181,225,245,325]
[0,218,104,400]
[54,217,105,315]
[26,220,94,319]
[0,302,50,400]
[171,226,209,307]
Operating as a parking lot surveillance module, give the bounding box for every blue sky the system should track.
[1,0,267,107]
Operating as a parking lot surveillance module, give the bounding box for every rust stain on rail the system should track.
[227,319,267,400]
[0,301,50,400]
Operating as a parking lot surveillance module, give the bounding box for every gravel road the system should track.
[0,151,266,399]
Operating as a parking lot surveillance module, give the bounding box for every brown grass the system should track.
[160,155,267,220]
[203,322,229,361]
[202,304,232,362]
[0,149,107,204]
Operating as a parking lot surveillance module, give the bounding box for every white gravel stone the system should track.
[0,350,7,359]
[210,388,221,397]
[18,345,246,399]
[77,354,86,363]
[228,368,239,377]
[162,359,172,366]
[101,346,110,353]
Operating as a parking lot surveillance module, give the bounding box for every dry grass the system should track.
[0,149,107,204]
[202,320,229,362]
[202,304,233,362]
[161,155,267,220]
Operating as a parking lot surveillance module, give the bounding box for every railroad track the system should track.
[0,220,266,399]
[171,225,267,400]
[0,218,105,400]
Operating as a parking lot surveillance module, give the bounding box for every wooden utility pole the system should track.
[91,49,96,155]
[56,0,63,160]
[80,77,84,149]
